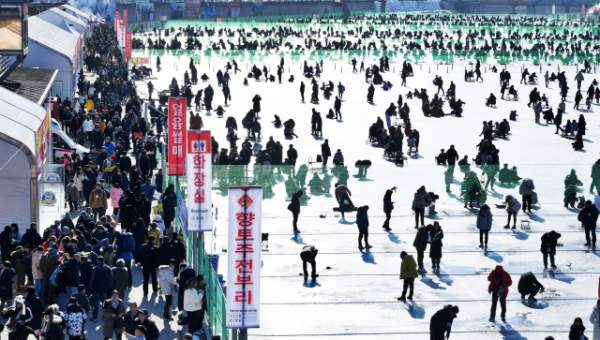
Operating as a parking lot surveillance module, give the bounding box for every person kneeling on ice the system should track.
[300,245,318,283]
[541,230,561,270]
[398,251,418,302]
[429,305,459,340]
[488,265,512,323]
[518,272,544,301]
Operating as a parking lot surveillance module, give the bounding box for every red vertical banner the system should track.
[125,31,132,61]
[168,97,187,176]
[123,9,128,26]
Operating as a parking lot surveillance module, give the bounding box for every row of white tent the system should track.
[0,5,102,232]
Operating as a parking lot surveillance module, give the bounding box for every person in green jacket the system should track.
[565,169,583,188]
[590,159,600,194]
[398,251,418,302]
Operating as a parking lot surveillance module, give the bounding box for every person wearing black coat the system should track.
[20,224,42,251]
[161,185,178,230]
[132,218,147,263]
[518,272,544,301]
[356,206,371,251]
[430,305,459,340]
[288,190,303,234]
[413,225,431,274]
[139,237,158,296]
[541,230,561,269]
[25,286,43,332]
[119,191,138,232]
[177,264,196,311]
[429,222,444,272]
[382,187,396,231]
[0,226,15,262]
[321,139,331,166]
[88,257,112,320]
[578,200,598,248]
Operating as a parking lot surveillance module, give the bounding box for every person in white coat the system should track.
[158,260,177,319]
[183,276,206,334]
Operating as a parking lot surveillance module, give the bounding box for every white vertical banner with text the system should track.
[186,130,212,231]
[226,186,262,329]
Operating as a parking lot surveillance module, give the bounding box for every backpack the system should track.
[49,267,60,287]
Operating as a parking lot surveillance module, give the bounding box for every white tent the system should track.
[0,86,47,233]
[23,16,82,99]
[37,7,89,36]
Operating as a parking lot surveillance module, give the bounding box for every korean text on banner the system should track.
[227,187,262,329]
[167,97,187,176]
[186,131,212,231]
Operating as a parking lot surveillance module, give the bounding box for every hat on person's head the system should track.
[140,309,150,317]
[14,295,24,304]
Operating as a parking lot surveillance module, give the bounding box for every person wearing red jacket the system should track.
[488,265,512,322]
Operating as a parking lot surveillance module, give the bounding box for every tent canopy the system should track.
[29,16,80,67]
[0,85,46,157]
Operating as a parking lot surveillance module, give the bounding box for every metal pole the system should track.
[239,329,248,340]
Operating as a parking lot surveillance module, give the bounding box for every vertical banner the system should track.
[186,131,212,231]
[125,31,132,61]
[167,97,187,176]
[227,187,262,329]
[114,10,119,34]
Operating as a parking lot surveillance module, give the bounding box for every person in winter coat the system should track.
[139,238,158,296]
[578,200,599,248]
[0,260,17,309]
[334,183,355,220]
[25,286,43,333]
[31,247,45,298]
[66,179,80,212]
[111,259,129,299]
[183,276,206,334]
[300,245,318,282]
[288,190,303,234]
[429,222,444,272]
[158,260,177,319]
[519,178,535,213]
[89,183,108,220]
[135,309,160,340]
[412,186,432,228]
[40,305,66,340]
[102,290,125,340]
[541,230,561,270]
[110,182,124,219]
[413,225,431,274]
[65,296,86,340]
[477,204,493,248]
[356,206,371,251]
[382,187,396,231]
[518,272,544,301]
[398,251,418,302]
[430,305,459,340]
[160,185,177,230]
[591,159,600,195]
[569,317,587,340]
[488,265,512,322]
[504,195,521,229]
[89,257,112,320]
[321,139,332,166]
[177,264,196,311]
[1,294,33,339]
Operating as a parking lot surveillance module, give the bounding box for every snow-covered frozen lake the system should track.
[133,21,600,338]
